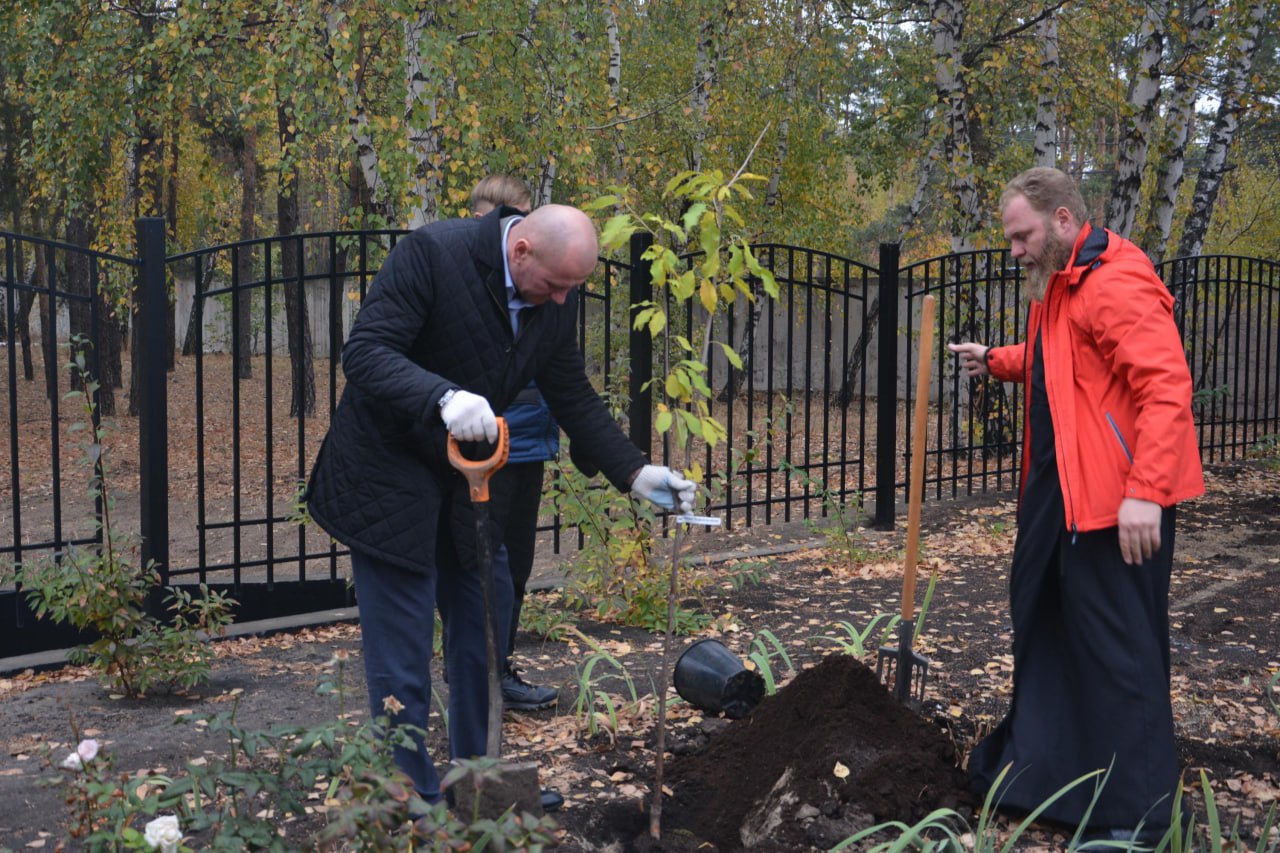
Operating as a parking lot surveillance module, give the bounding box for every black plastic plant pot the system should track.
[673,638,765,719]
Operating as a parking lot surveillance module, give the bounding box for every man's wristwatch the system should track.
[438,389,458,410]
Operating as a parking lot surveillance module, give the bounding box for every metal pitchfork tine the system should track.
[876,294,935,706]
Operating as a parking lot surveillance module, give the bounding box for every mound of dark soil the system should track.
[646,654,972,851]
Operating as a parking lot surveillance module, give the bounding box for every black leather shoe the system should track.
[501,668,558,710]
[540,788,564,813]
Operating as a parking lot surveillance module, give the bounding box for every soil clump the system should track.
[592,654,972,851]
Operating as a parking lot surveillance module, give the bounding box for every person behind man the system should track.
[468,174,557,711]
[948,167,1203,845]
[306,203,696,807]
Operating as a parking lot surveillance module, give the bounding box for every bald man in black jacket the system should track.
[307,204,694,805]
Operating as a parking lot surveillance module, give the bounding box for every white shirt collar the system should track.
[501,215,533,313]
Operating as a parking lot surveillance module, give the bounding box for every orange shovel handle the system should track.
[446,417,509,503]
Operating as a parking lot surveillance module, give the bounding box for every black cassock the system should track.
[968,330,1181,832]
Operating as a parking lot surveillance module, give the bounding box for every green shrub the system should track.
[15,346,233,698]
[46,661,561,850]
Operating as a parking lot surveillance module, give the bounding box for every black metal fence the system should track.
[3,220,1277,657]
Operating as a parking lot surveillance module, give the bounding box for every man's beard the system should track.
[1024,230,1074,302]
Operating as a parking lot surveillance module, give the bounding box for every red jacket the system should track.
[986,223,1205,533]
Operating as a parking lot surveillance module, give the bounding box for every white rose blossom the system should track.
[144,814,183,852]
[61,738,99,771]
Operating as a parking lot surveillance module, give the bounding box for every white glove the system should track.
[440,390,497,443]
[632,464,697,514]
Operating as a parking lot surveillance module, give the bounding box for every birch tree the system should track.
[1138,0,1214,263]
[688,1,732,174]
[1104,0,1167,238]
[1177,0,1268,259]
[325,6,395,224]
[932,0,983,251]
[404,7,444,229]
[1033,12,1060,168]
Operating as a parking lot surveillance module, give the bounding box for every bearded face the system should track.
[1023,225,1075,302]
[1002,194,1079,304]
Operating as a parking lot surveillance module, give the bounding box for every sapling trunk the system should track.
[597,138,774,842]
[649,520,687,840]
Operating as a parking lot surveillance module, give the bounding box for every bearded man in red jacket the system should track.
[949,167,1204,846]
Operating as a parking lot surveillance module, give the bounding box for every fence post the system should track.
[136,217,170,585]
[629,231,654,457]
[874,242,900,530]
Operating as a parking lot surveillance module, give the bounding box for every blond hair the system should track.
[1001,167,1087,226]
[470,174,532,215]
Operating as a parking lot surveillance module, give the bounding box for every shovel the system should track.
[876,294,936,705]
[445,418,543,817]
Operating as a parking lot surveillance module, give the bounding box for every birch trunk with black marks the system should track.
[689,8,721,174]
[405,8,443,229]
[1177,0,1265,260]
[604,4,626,184]
[933,0,982,252]
[1033,13,1059,168]
[1141,0,1214,263]
[1104,0,1167,238]
[326,11,389,219]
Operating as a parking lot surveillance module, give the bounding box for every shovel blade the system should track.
[446,759,544,820]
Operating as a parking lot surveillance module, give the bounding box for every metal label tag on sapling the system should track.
[675,514,722,526]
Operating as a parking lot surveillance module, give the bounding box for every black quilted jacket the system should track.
[306,207,645,573]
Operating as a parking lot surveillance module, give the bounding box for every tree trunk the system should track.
[277,96,315,418]
[404,8,442,229]
[604,4,627,185]
[688,5,723,174]
[1033,13,1059,168]
[18,286,36,381]
[765,50,797,211]
[1177,0,1265,259]
[165,125,179,369]
[180,257,210,357]
[20,248,42,382]
[899,136,943,242]
[326,10,389,222]
[66,212,103,408]
[1140,0,1214,263]
[537,149,559,207]
[837,293,878,410]
[235,128,257,380]
[96,291,121,416]
[933,0,981,252]
[1104,0,1167,238]
[718,276,767,403]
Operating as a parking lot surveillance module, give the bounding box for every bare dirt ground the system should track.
[1,457,1277,851]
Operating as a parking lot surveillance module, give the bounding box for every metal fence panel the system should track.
[4,221,1278,659]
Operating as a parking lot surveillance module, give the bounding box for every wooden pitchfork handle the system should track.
[446,417,510,503]
[901,296,936,623]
